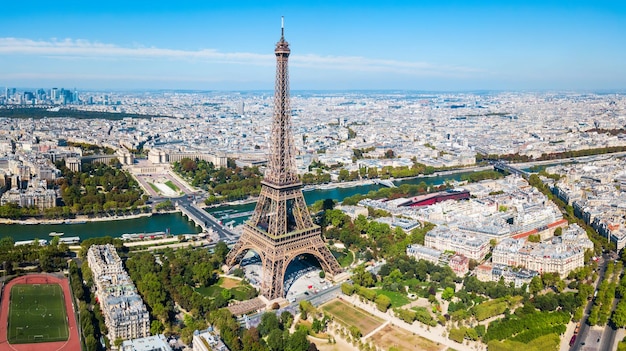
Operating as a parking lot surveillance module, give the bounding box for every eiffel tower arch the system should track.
[226,19,342,300]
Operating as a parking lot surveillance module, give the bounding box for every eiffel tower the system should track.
[226,18,342,300]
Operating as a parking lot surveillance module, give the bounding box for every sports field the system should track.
[7,283,69,344]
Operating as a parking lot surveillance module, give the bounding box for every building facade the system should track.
[424,227,491,260]
[492,237,585,277]
[406,244,441,265]
[87,244,150,341]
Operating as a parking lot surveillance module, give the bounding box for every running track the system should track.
[0,274,81,351]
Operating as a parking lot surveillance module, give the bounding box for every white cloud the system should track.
[0,37,482,78]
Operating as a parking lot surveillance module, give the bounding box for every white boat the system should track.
[49,232,64,237]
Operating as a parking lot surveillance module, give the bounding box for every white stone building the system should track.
[87,244,150,342]
[492,237,585,277]
[424,227,491,260]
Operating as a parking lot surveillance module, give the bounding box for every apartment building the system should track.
[492,238,584,277]
[87,244,150,342]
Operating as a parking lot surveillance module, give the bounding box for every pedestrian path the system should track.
[362,320,389,340]
[347,295,486,351]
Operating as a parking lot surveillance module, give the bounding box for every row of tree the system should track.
[69,260,106,351]
[477,145,626,164]
[172,158,263,203]
[0,236,69,274]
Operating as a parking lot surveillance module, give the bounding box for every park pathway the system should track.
[347,294,486,351]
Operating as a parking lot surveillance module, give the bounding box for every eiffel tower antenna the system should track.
[226,18,342,300]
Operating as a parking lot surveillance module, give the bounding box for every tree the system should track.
[338,169,350,181]
[554,227,563,236]
[267,329,285,351]
[349,326,362,338]
[258,312,280,337]
[530,276,544,295]
[151,320,165,335]
[341,282,355,295]
[375,294,392,312]
[449,328,465,343]
[442,287,455,301]
[312,318,324,333]
[588,306,599,326]
[85,335,98,351]
[612,301,626,328]
[287,328,310,351]
[214,241,229,263]
[221,288,233,301]
[352,264,375,287]
[528,234,541,243]
[382,268,403,291]
[322,198,335,211]
[280,311,294,329]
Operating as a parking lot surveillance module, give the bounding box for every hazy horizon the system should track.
[1,1,625,91]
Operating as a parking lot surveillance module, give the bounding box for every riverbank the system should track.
[304,179,376,191]
[0,211,156,225]
[0,212,201,241]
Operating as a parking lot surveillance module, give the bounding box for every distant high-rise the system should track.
[226,18,342,300]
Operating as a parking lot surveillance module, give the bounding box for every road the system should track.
[598,277,621,351]
[175,196,238,242]
[571,253,612,351]
[241,283,343,328]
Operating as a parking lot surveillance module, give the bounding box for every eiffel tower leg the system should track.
[225,239,245,267]
[314,244,343,276]
[262,255,286,300]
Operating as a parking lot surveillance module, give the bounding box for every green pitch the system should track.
[7,283,69,344]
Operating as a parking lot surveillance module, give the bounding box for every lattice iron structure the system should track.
[226,19,342,300]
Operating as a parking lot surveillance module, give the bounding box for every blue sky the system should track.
[0,1,624,91]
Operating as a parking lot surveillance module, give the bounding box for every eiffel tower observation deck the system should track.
[225,18,342,300]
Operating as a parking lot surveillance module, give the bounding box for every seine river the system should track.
[206,171,473,226]
[0,213,201,242]
[0,171,474,242]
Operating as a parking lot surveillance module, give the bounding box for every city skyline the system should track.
[1,1,625,91]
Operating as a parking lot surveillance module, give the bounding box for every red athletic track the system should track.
[0,274,81,351]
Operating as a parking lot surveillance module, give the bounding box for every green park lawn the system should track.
[376,289,411,308]
[194,277,256,301]
[148,183,160,193]
[7,284,69,344]
[164,180,180,192]
[331,249,354,267]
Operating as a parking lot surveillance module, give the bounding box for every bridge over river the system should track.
[175,198,238,242]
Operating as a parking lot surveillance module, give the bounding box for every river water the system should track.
[0,213,201,242]
[207,171,473,226]
[0,171,474,242]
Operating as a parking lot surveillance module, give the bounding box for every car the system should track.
[304,291,310,295]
